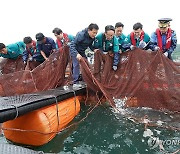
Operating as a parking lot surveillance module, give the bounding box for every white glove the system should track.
[139,41,147,49]
[154,46,160,51]
[112,65,118,71]
[29,57,33,61]
[130,45,136,50]
[164,52,168,57]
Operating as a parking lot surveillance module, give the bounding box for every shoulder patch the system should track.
[124,38,128,41]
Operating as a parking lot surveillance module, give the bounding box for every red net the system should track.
[0,47,179,112]
[80,49,180,112]
[0,46,72,96]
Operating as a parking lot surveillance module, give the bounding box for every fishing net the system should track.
[0,47,179,113]
[79,49,180,112]
[0,46,72,96]
[0,56,24,74]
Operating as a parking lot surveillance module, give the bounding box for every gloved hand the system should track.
[130,45,136,50]
[112,65,118,71]
[23,61,27,65]
[163,52,168,57]
[154,46,160,51]
[29,57,33,61]
[139,41,147,49]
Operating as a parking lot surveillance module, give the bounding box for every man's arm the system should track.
[167,30,177,54]
[36,44,47,60]
[113,37,120,67]
[22,50,29,63]
[70,32,83,56]
[40,51,48,60]
[149,32,159,51]
[122,35,132,50]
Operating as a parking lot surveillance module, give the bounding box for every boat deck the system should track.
[0,82,86,123]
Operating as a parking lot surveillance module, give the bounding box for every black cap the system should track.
[35,33,45,43]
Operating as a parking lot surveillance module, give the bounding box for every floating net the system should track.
[0,46,72,96]
[80,49,180,112]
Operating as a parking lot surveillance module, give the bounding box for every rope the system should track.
[1,101,99,135]
[11,105,19,120]
[51,95,60,129]
[72,89,77,116]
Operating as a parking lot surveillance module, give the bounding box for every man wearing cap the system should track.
[149,18,177,60]
[123,22,150,51]
[35,33,56,61]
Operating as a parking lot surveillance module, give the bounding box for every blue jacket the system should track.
[149,29,177,53]
[70,28,95,58]
[37,37,56,58]
[22,41,44,63]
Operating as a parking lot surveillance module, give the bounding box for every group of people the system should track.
[69,18,177,83]
[0,18,177,83]
[0,28,74,70]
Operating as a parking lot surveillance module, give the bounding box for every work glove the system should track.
[154,46,160,51]
[29,57,33,61]
[139,41,147,49]
[112,65,118,71]
[163,52,168,57]
[130,45,136,50]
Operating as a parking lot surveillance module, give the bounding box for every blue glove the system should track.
[112,65,118,71]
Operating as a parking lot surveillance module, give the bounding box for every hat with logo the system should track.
[158,18,172,28]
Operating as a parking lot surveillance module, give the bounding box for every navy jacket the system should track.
[70,28,95,58]
[37,37,56,58]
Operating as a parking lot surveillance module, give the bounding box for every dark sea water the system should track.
[1,103,179,154]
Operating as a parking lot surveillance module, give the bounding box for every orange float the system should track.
[3,96,80,146]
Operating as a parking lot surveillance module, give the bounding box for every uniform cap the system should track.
[158,18,172,28]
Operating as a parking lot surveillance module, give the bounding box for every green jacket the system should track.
[125,32,150,46]
[115,33,126,52]
[0,41,25,59]
[94,33,119,53]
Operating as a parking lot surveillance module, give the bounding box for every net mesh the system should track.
[0,46,72,96]
[0,47,179,112]
[80,49,180,112]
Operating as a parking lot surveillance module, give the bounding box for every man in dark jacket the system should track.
[35,33,56,61]
[69,23,99,83]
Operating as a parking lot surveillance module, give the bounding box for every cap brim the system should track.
[37,40,43,44]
